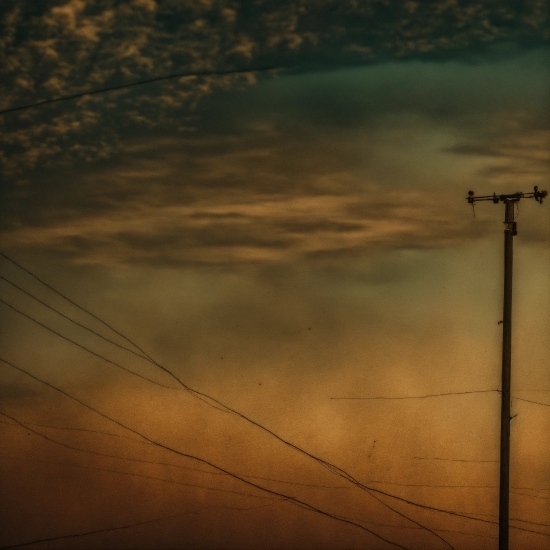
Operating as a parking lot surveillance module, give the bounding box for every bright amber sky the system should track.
[0,1,549,549]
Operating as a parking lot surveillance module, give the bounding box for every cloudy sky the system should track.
[0,1,549,549]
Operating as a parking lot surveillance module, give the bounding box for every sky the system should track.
[0,1,549,549]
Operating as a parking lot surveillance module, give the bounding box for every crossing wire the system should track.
[0,253,460,548]
[1,254,545,547]
[0,358,414,550]
[3,357,549,543]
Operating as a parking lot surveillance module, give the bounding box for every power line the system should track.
[366,490,452,549]
[513,396,550,407]
[0,259,528,548]
[3,409,411,550]
[363,479,498,489]
[0,357,475,549]
[413,456,498,463]
[0,418,155,447]
[4,357,548,543]
[0,358,412,550]
[0,289,497,549]
[0,253,232,413]
[0,501,285,550]
[0,309,509,548]
[331,390,499,400]
[0,422,350,489]
[514,389,550,393]
[374,487,549,537]
[0,417,510,493]
[372,492,550,536]
[0,298,175,389]
[0,430,216,476]
[12,270,544,416]
[0,420,527,492]
[0,66,280,116]
[5,273,542,503]
[0,440,271,502]
[0,358,527,544]
[6,426,504,512]
[0,262,460,546]
[413,508,550,530]
[362,520,498,540]
[509,517,550,528]
[418,528,497,540]
[0,274,230,413]
[0,275,150,361]
[366,479,549,493]
[0,419,509,493]
[0,252,154,361]
[0,417,221,478]
[0,418,349,488]
[510,490,550,501]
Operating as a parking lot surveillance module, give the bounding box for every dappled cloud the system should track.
[0,127,490,266]
[2,45,549,265]
[1,0,548,177]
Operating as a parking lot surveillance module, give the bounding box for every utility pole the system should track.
[466,186,547,550]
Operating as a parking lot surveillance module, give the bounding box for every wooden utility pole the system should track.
[467,186,547,550]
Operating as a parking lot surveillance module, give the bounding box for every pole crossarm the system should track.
[467,186,547,204]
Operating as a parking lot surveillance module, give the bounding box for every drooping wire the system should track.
[0,456,518,542]
[0,418,157,447]
[0,275,150,361]
[413,456,498,464]
[0,420,349,489]
[0,311,453,547]
[508,516,550,528]
[510,490,550,501]
[331,390,499,400]
[3,357,548,543]
[0,501,287,550]
[0,257,492,547]
[0,66,280,116]
[0,254,525,548]
[513,396,550,407]
[0,358,412,550]
[0,418,506,491]
[0,252,154,360]
[0,299,174,389]
[0,253,233,413]
[0,418,275,501]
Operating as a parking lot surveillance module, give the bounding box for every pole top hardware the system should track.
[467,186,547,205]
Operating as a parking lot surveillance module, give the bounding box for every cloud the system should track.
[0,1,547,178]
[447,127,550,188]
[0,9,547,266]
[2,47,549,265]
[0,127,491,266]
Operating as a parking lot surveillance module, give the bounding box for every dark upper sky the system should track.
[0,3,549,549]
[1,0,548,173]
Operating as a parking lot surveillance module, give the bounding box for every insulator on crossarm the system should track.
[534,186,548,204]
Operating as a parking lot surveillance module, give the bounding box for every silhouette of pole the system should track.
[499,199,515,550]
[466,186,547,550]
